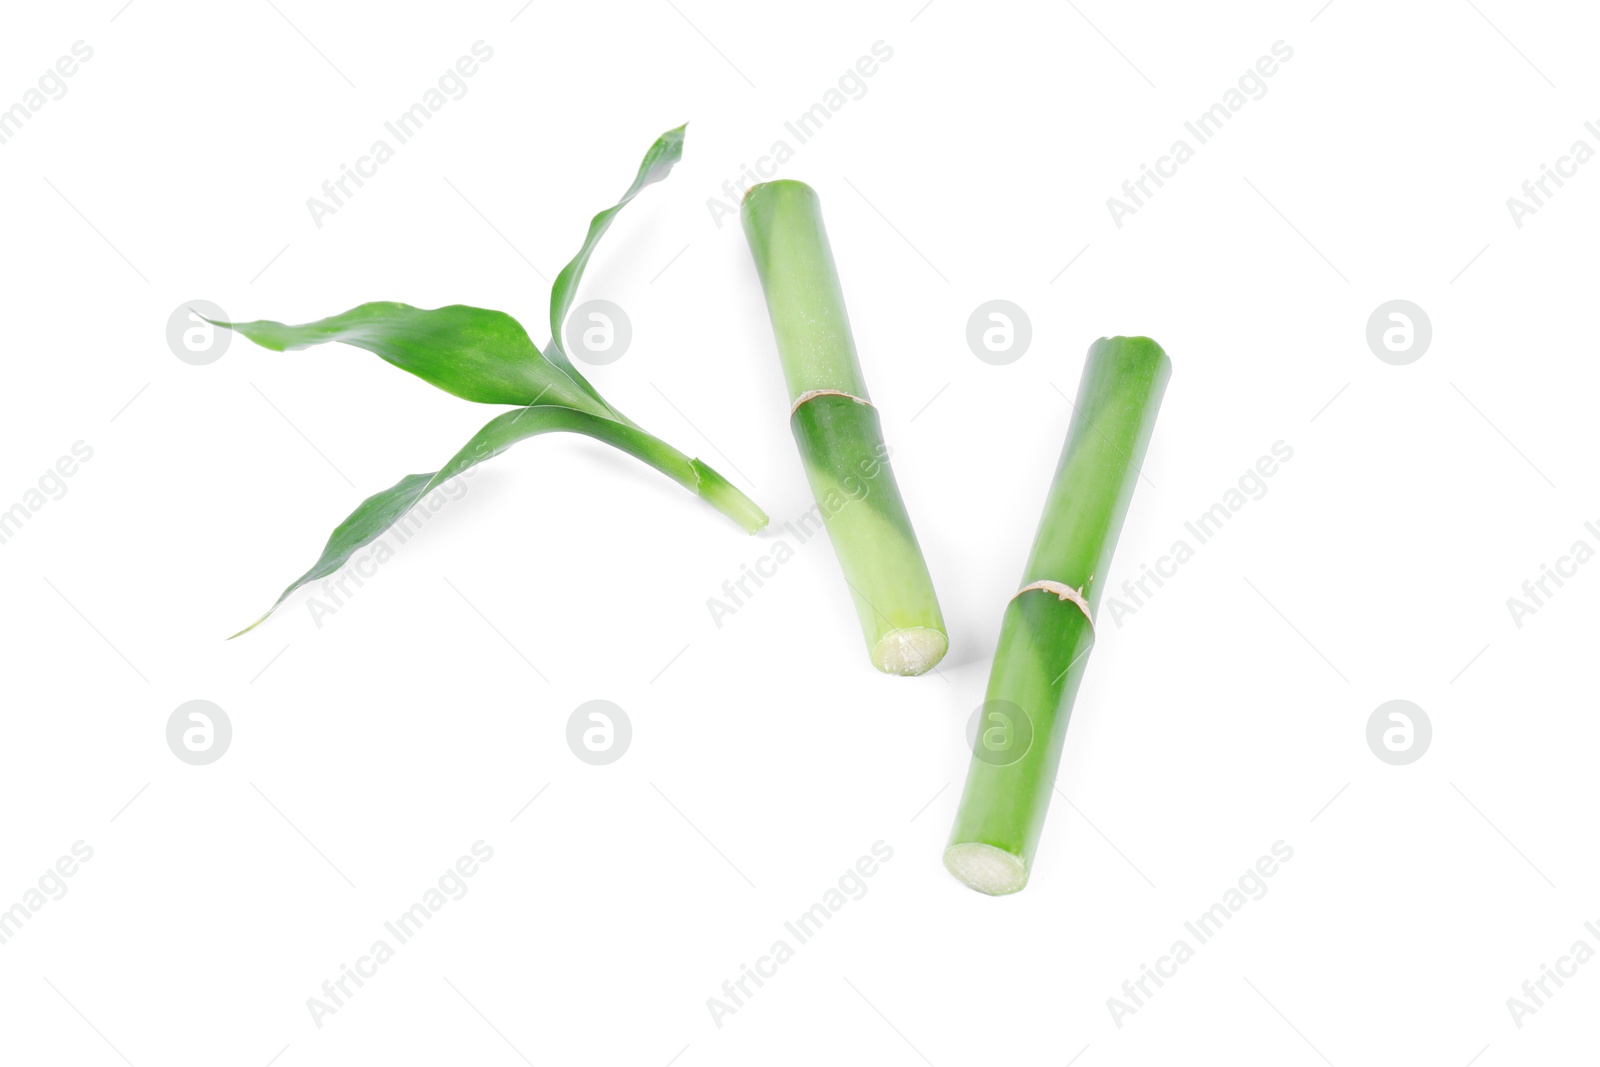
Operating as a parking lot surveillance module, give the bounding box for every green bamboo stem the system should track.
[742,180,946,676]
[945,336,1170,894]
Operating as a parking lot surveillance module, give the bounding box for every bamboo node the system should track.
[790,388,873,416]
[1012,580,1093,626]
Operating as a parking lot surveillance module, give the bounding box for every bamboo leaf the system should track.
[214,302,599,410]
[544,123,688,419]
[220,124,766,637]
[232,399,763,636]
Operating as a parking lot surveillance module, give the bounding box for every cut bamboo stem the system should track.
[742,180,946,676]
[945,336,1170,894]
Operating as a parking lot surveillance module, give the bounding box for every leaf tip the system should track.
[227,611,271,640]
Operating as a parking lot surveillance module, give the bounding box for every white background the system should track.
[1,1,1596,1064]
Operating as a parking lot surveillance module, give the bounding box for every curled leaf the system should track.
[544,123,688,421]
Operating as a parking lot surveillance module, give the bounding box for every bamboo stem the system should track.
[945,336,1170,894]
[742,180,947,675]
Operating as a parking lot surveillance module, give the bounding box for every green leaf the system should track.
[544,123,688,420]
[221,123,768,637]
[214,302,600,410]
[216,126,688,419]
[231,399,762,637]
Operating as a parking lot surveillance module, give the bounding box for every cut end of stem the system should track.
[743,177,816,209]
[691,459,768,533]
[943,843,1029,896]
[870,626,947,676]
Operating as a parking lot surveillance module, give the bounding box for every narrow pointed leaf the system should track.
[232,400,766,636]
[544,124,688,418]
[219,124,768,639]
[214,302,600,410]
[229,471,437,637]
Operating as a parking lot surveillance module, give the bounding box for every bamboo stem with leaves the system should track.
[217,126,766,636]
